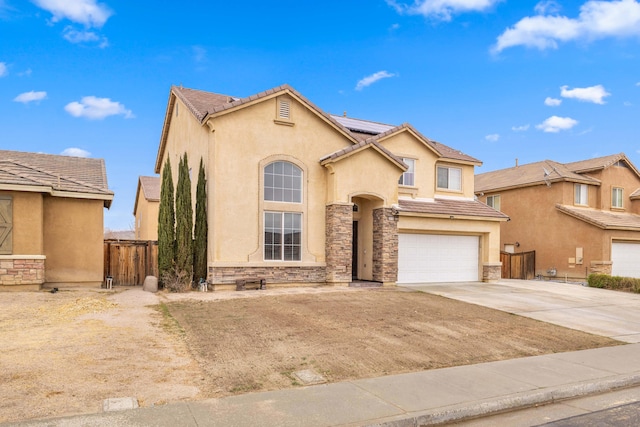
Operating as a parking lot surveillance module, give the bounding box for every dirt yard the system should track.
[0,286,621,423]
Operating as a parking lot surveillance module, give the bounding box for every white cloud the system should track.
[61,147,91,157]
[493,0,640,53]
[544,97,562,106]
[32,0,112,27]
[534,0,561,15]
[18,68,32,77]
[387,0,502,21]
[0,62,7,77]
[536,115,578,132]
[635,82,640,86]
[560,84,610,104]
[13,91,47,104]
[512,124,530,131]
[192,45,207,63]
[485,133,500,142]
[624,101,632,106]
[355,71,397,91]
[64,96,134,120]
[63,27,108,47]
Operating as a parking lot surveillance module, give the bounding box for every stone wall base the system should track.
[0,256,45,289]
[209,266,326,285]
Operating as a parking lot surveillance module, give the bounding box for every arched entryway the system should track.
[351,195,387,282]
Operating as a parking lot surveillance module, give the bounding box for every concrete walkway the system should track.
[3,344,640,427]
[4,280,640,427]
[407,279,640,343]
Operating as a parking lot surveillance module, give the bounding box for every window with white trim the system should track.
[437,166,462,191]
[574,184,588,206]
[612,187,624,209]
[264,212,301,261]
[264,161,302,203]
[398,158,415,186]
[487,195,501,211]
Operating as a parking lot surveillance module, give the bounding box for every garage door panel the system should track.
[398,234,479,283]
[611,242,640,278]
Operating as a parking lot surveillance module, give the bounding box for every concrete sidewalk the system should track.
[4,343,640,427]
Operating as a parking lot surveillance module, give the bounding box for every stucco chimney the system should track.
[515,158,519,167]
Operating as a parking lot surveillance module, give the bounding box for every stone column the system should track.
[482,262,502,283]
[325,203,352,284]
[372,208,398,284]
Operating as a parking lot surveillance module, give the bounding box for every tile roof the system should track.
[556,204,640,230]
[475,159,601,193]
[0,150,113,207]
[172,86,237,123]
[564,153,627,173]
[397,198,509,220]
[139,176,160,201]
[169,85,480,165]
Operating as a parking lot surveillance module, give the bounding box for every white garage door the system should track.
[611,242,640,278]
[398,234,479,283]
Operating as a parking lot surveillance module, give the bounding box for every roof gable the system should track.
[320,139,407,171]
[133,176,160,215]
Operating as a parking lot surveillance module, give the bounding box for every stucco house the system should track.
[154,84,507,289]
[475,153,640,281]
[0,150,114,290]
[133,176,160,240]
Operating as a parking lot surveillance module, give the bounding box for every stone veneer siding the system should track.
[208,266,325,284]
[372,208,398,283]
[0,256,45,286]
[482,263,501,282]
[325,203,352,283]
[590,260,612,275]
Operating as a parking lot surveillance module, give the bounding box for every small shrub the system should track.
[162,267,192,293]
[588,274,640,293]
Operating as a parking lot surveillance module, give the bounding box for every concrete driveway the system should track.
[404,279,640,343]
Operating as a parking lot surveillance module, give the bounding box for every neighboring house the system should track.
[475,153,640,281]
[0,150,114,290]
[154,84,507,289]
[133,176,160,240]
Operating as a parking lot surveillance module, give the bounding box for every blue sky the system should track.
[2,0,640,230]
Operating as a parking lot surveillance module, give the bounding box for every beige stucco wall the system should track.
[0,190,44,255]
[135,191,159,240]
[43,197,104,285]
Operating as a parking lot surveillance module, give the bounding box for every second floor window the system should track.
[437,166,462,191]
[487,195,501,211]
[264,161,302,203]
[574,184,588,206]
[612,187,624,208]
[399,158,415,186]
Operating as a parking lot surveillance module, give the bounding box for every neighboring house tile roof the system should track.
[0,150,113,208]
[397,198,509,220]
[139,176,160,201]
[161,85,481,170]
[556,204,640,230]
[475,159,601,193]
[564,153,628,173]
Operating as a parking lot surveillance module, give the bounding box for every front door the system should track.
[352,221,358,280]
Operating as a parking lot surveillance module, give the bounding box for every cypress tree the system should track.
[175,153,193,283]
[158,158,176,283]
[193,157,208,283]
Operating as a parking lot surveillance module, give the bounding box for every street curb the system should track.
[363,373,640,427]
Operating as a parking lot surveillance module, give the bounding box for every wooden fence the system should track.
[104,240,158,286]
[500,250,536,280]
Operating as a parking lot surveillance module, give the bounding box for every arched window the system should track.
[264,161,302,203]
